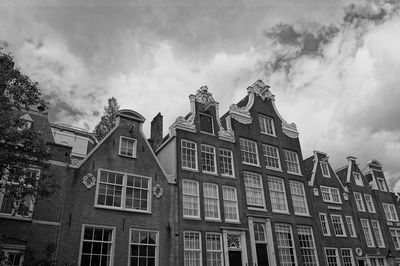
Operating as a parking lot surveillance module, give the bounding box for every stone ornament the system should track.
[82,173,96,189]
[153,184,164,198]
[343,193,349,201]
[313,188,319,196]
[356,247,363,256]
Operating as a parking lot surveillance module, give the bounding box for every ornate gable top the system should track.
[191,86,217,105]
[247,80,274,101]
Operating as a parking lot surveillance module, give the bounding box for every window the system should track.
[206,233,223,266]
[377,177,387,191]
[390,228,400,250]
[283,150,301,174]
[382,203,399,222]
[199,113,214,134]
[289,181,309,215]
[361,219,375,247]
[184,231,202,266]
[275,224,296,266]
[330,215,346,237]
[254,223,266,242]
[129,229,158,266]
[297,226,318,266]
[244,172,265,208]
[183,179,200,218]
[222,186,239,222]
[79,225,114,266]
[239,138,259,166]
[354,192,366,212]
[353,172,363,186]
[320,161,330,177]
[181,140,198,170]
[341,249,354,266]
[203,183,220,220]
[119,136,137,158]
[364,194,376,213]
[320,213,331,236]
[201,145,217,174]
[219,149,234,177]
[267,177,288,213]
[345,216,357,238]
[2,248,25,266]
[0,169,39,218]
[371,220,385,248]
[259,115,275,136]
[320,186,341,204]
[262,144,281,170]
[325,248,340,266]
[96,170,151,212]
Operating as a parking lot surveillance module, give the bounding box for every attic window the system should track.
[377,178,387,192]
[119,136,137,158]
[199,113,214,134]
[320,162,330,177]
[353,172,364,187]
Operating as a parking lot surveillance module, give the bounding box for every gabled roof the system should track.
[303,156,315,182]
[336,166,348,185]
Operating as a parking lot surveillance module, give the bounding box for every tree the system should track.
[0,51,53,217]
[93,97,120,141]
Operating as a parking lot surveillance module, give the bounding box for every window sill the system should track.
[271,210,290,215]
[221,174,236,179]
[183,216,201,221]
[242,162,261,168]
[265,167,283,172]
[260,132,276,138]
[248,207,268,212]
[0,214,32,222]
[225,220,241,224]
[118,154,137,159]
[205,218,222,223]
[202,171,218,176]
[181,167,199,173]
[94,205,151,214]
[294,213,311,217]
[334,235,347,238]
[287,172,303,176]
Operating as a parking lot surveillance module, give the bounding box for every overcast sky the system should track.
[1,0,400,191]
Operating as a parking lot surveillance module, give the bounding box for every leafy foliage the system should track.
[0,51,54,217]
[93,97,119,141]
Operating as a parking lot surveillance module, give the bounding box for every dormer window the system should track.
[199,113,214,134]
[320,161,330,177]
[353,172,363,187]
[258,114,275,136]
[119,136,137,158]
[377,178,387,191]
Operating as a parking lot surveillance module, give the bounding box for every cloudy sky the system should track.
[1,0,400,191]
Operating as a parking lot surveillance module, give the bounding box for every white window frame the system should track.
[78,224,115,266]
[184,231,202,266]
[297,225,318,266]
[182,179,200,219]
[330,214,346,237]
[203,183,221,221]
[324,248,340,266]
[129,229,159,266]
[364,194,376,213]
[199,113,215,135]
[289,180,309,216]
[320,161,330,178]
[345,216,357,238]
[95,169,152,213]
[0,168,40,219]
[371,220,385,248]
[1,246,25,266]
[258,114,276,136]
[219,148,235,177]
[341,248,355,266]
[201,144,217,174]
[382,203,399,222]
[275,224,297,266]
[267,176,289,213]
[377,177,387,191]
[361,219,375,248]
[320,213,331,236]
[320,186,342,204]
[354,192,366,212]
[244,172,265,209]
[239,138,260,166]
[262,144,282,171]
[222,186,239,222]
[283,149,301,175]
[118,136,137,158]
[181,139,198,171]
[206,233,224,266]
[353,172,364,186]
[390,228,400,250]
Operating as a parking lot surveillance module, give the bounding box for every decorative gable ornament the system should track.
[152,184,164,198]
[313,188,319,196]
[82,173,96,189]
[194,86,216,106]
[343,193,349,201]
[247,80,274,101]
[356,248,362,256]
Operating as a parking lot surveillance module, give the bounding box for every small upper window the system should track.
[320,161,330,177]
[199,113,214,134]
[377,178,387,191]
[258,115,275,136]
[353,172,364,186]
[119,137,137,158]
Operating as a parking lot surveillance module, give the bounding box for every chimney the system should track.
[150,112,163,151]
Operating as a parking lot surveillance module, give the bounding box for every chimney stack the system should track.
[150,112,163,151]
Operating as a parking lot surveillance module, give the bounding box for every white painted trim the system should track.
[32,219,60,226]
[118,136,137,158]
[128,228,159,266]
[46,160,68,167]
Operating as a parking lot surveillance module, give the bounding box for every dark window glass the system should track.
[200,114,214,134]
